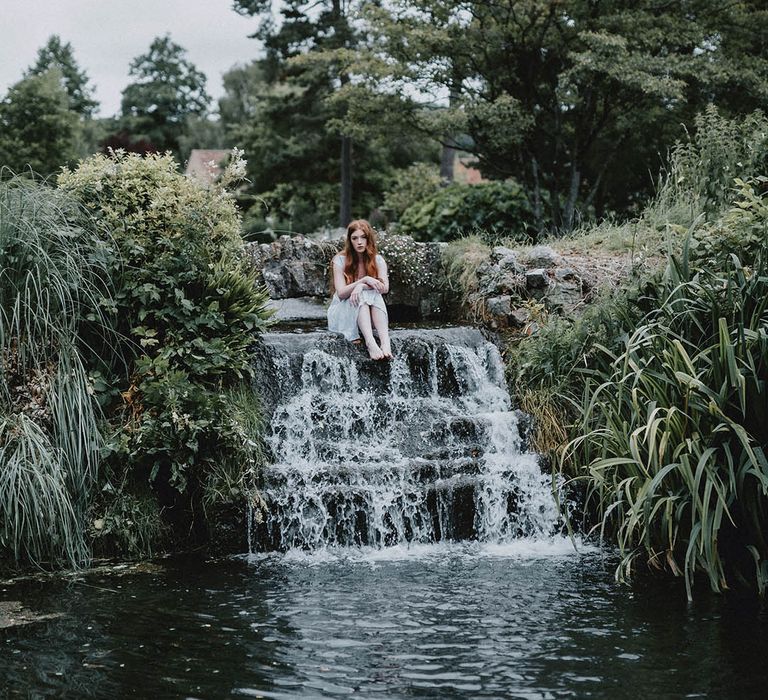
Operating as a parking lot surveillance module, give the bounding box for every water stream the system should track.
[251,328,563,552]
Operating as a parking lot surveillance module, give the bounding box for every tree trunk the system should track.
[440,65,462,184]
[531,156,544,233]
[339,134,352,227]
[440,140,456,183]
[563,163,581,232]
[333,0,353,227]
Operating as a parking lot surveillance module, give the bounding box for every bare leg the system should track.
[371,306,392,358]
[357,304,384,359]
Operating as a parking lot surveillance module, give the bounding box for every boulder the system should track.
[245,236,337,298]
[546,279,584,313]
[509,307,532,328]
[486,295,512,317]
[525,268,549,290]
[492,246,525,274]
[521,245,561,269]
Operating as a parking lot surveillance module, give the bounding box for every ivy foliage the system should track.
[58,150,272,553]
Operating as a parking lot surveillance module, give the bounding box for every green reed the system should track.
[0,177,112,567]
[567,243,768,598]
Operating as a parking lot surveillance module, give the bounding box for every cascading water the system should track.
[250,327,564,552]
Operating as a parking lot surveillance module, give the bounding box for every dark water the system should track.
[2,541,768,699]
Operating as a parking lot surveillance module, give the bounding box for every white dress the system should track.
[327,254,388,341]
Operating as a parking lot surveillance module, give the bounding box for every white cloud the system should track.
[0,0,261,116]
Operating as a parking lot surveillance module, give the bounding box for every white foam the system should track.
[254,336,567,551]
[243,537,598,567]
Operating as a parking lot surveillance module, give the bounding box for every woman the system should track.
[327,219,392,360]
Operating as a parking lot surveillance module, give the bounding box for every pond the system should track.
[3,540,768,699]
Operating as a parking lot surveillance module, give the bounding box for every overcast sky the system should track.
[1,0,262,117]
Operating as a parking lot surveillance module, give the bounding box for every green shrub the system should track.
[692,176,768,265]
[383,163,442,219]
[58,150,273,555]
[558,109,768,260]
[0,178,113,567]
[398,180,533,243]
[655,106,768,223]
[377,234,440,289]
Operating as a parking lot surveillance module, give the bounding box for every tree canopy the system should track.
[335,0,768,232]
[234,0,372,227]
[26,34,99,118]
[0,69,80,177]
[226,2,437,233]
[120,35,211,158]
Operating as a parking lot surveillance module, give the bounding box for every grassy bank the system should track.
[504,110,768,597]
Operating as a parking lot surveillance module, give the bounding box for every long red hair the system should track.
[342,219,379,284]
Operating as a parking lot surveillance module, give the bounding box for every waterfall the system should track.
[250,328,563,551]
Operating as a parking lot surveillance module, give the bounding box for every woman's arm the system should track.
[375,256,390,294]
[332,257,369,300]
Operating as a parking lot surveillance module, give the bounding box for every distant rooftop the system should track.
[185,149,230,187]
[454,153,484,184]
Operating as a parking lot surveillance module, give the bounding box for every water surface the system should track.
[3,541,768,698]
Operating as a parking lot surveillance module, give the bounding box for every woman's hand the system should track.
[361,276,385,293]
[350,283,363,305]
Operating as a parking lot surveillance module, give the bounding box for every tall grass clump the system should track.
[654,107,768,224]
[441,236,492,320]
[566,180,768,597]
[507,279,645,459]
[0,177,112,567]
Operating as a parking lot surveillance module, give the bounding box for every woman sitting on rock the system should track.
[327,219,392,360]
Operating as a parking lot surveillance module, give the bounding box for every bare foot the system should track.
[366,342,385,360]
[380,343,393,359]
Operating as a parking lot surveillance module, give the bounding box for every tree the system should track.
[234,0,364,226]
[220,58,434,235]
[341,0,768,232]
[119,35,210,157]
[26,35,98,118]
[0,69,80,177]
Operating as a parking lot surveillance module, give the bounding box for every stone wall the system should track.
[470,245,591,331]
[244,235,452,320]
[245,235,608,328]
